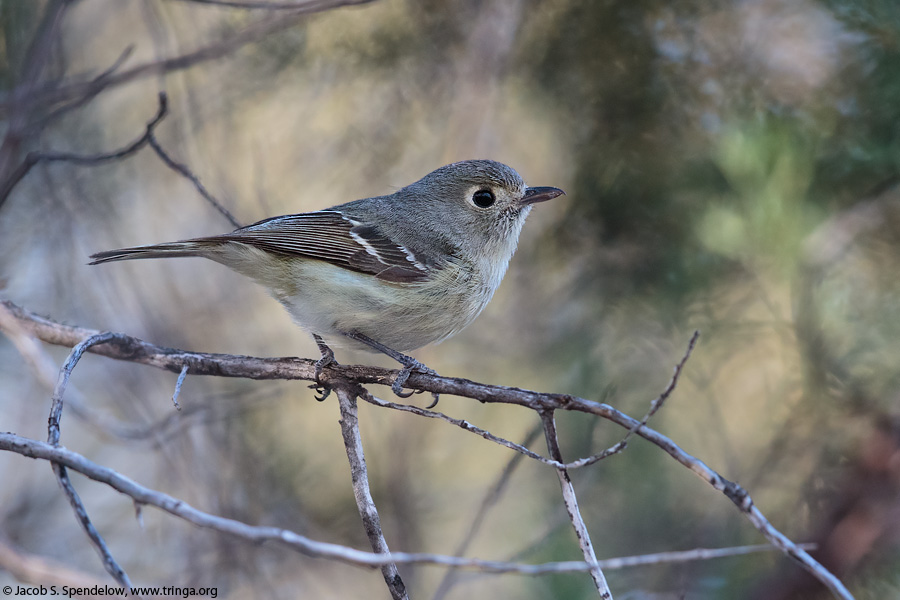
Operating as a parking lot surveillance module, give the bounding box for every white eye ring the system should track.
[471,189,495,208]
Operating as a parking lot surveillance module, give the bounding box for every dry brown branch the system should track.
[0,298,854,599]
[359,389,567,466]
[336,386,408,599]
[359,386,637,469]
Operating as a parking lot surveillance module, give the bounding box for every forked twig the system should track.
[47,332,132,588]
[0,93,169,208]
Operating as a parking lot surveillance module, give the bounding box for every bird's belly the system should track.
[274,260,488,352]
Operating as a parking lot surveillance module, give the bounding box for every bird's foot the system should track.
[342,331,440,405]
[311,335,338,401]
[392,357,440,407]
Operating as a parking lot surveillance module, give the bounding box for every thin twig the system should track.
[50,465,133,589]
[336,387,408,600]
[0,431,821,575]
[574,329,702,469]
[0,0,375,120]
[541,411,613,599]
[47,331,131,588]
[359,390,565,467]
[48,332,122,446]
[148,135,241,228]
[0,299,855,600]
[27,45,136,134]
[640,330,700,424]
[359,389,628,470]
[0,0,73,211]
[0,93,168,208]
[171,364,189,410]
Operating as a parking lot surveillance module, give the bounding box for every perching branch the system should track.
[0,299,855,600]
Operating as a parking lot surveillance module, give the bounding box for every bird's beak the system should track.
[521,186,565,205]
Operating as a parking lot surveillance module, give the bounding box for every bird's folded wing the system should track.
[216,211,432,283]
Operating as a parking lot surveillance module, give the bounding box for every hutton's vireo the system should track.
[90,160,564,396]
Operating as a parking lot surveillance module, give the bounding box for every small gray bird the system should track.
[90,160,564,397]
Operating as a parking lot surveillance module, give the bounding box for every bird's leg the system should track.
[344,331,440,405]
[311,334,337,401]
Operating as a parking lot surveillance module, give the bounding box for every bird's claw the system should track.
[309,383,331,402]
[392,360,440,407]
[312,344,337,402]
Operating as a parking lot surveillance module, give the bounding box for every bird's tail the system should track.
[88,239,220,265]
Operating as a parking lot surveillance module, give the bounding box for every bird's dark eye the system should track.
[472,189,495,208]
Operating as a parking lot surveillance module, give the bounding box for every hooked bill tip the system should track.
[521,186,565,205]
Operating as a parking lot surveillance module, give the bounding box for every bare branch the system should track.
[0,432,819,576]
[27,45,136,134]
[0,0,375,120]
[0,93,169,208]
[541,411,613,599]
[48,332,122,446]
[171,363,189,410]
[551,331,701,470]
[359,389,562,466]
[336,387,408,599]
[50,464,132,588]
[584,329,700,466]
[148,135,242,228]
[0,299,854,599]
[46,331,133,588]
[641,329,700,423]
[0,0,73,195]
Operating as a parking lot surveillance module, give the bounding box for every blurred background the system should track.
[1,0,899,598]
